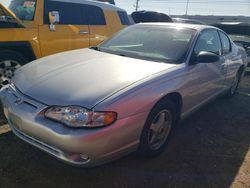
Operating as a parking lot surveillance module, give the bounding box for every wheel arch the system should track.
[0,42,36,62]
[154,92,183,120]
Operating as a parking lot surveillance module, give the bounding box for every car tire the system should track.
[0,50,28,82]
[226,70,241,98]
[137,99,177,158]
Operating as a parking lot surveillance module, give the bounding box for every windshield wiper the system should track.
[91,47,128,57]
[90,46,100,51]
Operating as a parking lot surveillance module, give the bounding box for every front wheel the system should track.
[137,99,176,157]
[0,50,28,82]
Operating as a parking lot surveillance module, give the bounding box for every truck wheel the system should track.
[0,50,28,82]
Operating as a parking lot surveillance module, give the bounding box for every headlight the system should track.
[45,106,117,128]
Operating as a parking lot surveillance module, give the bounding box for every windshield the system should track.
[99,25,195,64]
[5,0,37,21]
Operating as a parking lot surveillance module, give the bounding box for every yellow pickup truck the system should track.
[0,0,131,80]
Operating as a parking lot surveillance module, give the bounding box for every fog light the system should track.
[64,153,90,163]
[80,154,89,160]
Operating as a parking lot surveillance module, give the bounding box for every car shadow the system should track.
[0,76,250,188]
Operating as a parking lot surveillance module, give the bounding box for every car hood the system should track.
[13,49,176,108]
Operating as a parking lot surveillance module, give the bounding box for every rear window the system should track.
[44,0,106,25]
[87,5,106,25]
[117,11,131,25]
[219,31,231,54]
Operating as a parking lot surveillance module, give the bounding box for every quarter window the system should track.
[219,32,231,54]
[194,29,222,55]
[86,5,106,25]
[117,11,131,25]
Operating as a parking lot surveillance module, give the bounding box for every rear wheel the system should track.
[226,71,241,98]
[137,99,176,157]
[0,50,28,82]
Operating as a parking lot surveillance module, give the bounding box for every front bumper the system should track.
[0,84,147,167]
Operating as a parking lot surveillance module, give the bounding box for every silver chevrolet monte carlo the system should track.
[0,23,247,167]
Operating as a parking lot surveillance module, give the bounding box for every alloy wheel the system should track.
[148,109,172,151]
[0,60,21,82]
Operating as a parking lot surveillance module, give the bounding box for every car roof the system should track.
[137,22,218,31]
[49,0,125,11]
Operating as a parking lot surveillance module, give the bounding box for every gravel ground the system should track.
[0,76,250,188]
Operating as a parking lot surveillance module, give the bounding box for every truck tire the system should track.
[0,50,28,82]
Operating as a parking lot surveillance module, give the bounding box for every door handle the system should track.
[79,30,89,35]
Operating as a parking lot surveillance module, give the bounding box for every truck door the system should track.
[39,0,90,57]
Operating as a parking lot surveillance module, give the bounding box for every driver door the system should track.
[186,29,227,108]
[39,1,90,57]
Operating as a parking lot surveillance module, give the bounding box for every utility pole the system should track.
[185,0,189,16]
[134,0,140,11]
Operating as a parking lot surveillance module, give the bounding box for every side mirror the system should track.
[195,51,220,63]
[49,11,60,24]
[49,11,60,31]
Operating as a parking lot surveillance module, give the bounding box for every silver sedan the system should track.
[0,23,247,167]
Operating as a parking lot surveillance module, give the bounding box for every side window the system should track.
[86,5,106,25]
[219,31,231,54]
[194,29,222,55]
[44,1,87,25]
[117,11,131,25]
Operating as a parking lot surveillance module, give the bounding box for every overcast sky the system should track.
[2,0,250,16]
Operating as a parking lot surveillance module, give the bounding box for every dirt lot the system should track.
[0,76,250,188]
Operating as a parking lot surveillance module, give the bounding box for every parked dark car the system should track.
[131,10,173,23]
